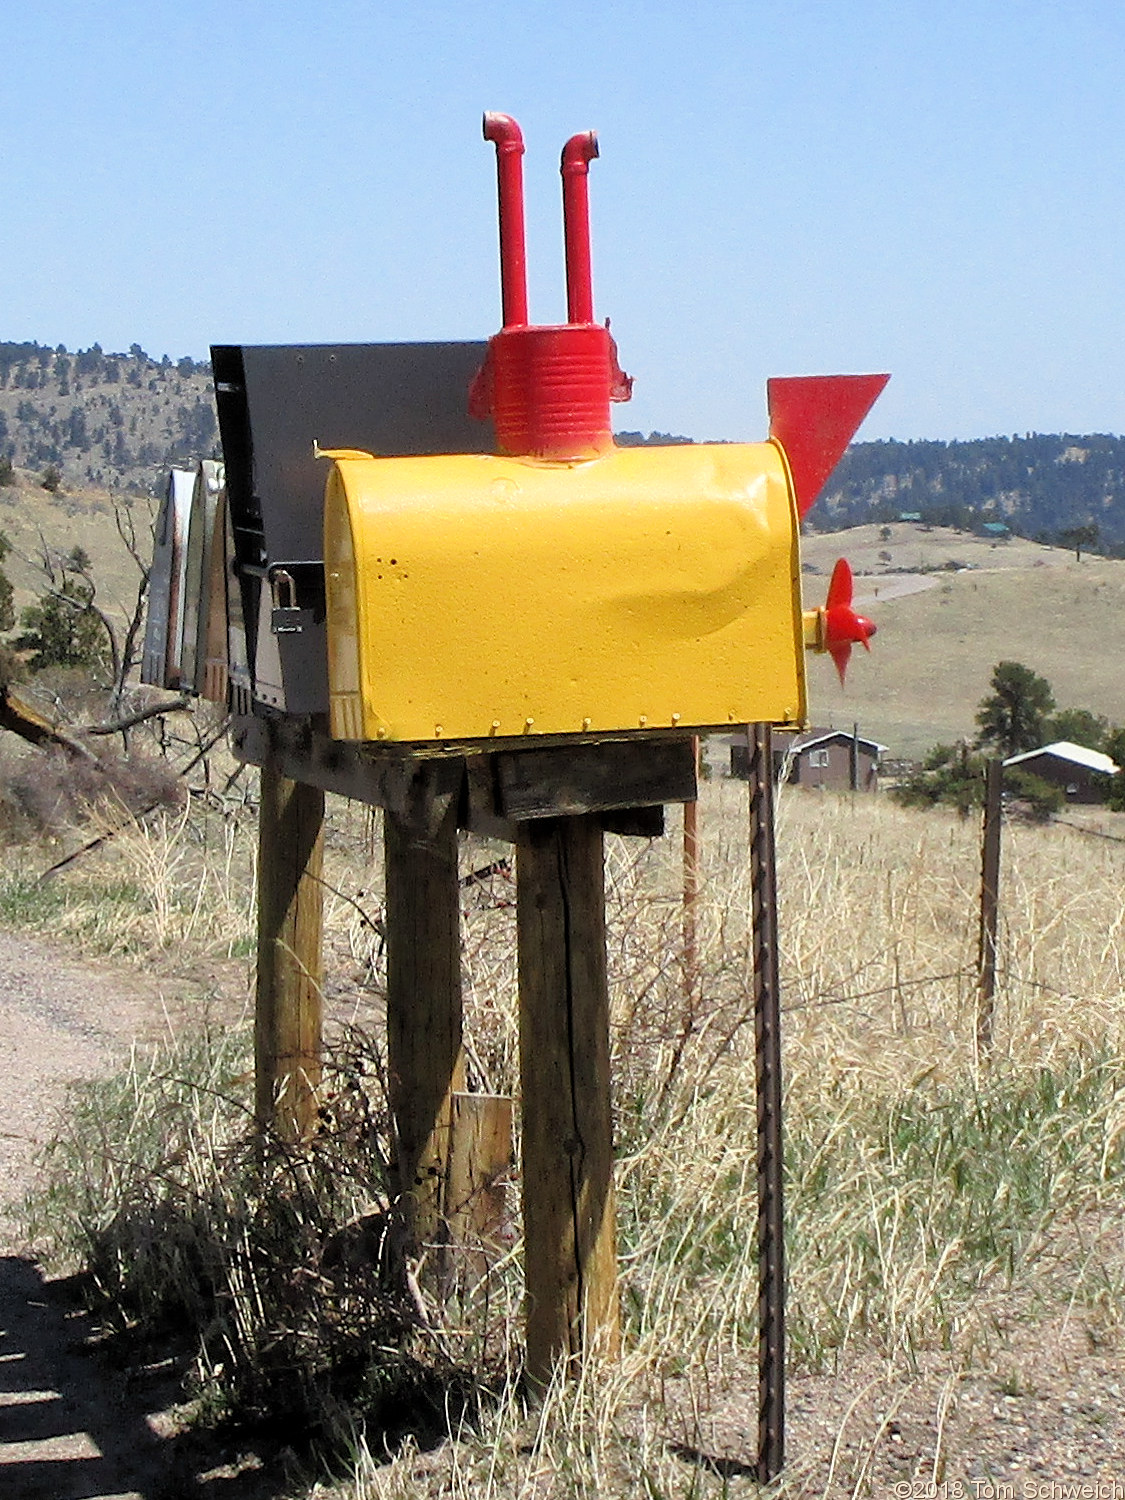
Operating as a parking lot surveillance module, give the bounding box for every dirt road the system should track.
[0,930,279,1500]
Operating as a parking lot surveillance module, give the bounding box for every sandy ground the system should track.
[0,928,169,1498]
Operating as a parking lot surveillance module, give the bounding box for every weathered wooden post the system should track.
[446,1090,514,1296]
[384,793,466,1249]
[517,814,619,1386]
[255,765,325,1139]
[749,723,785,1482]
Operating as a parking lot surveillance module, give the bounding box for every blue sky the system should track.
[3,1,1124,444]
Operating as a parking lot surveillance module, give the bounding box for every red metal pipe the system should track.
[483,112,529,328]
[561,130,599,324]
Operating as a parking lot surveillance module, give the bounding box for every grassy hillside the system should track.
[800,523,1125,757]
[0,468,150,627]
[0,440,1119,765]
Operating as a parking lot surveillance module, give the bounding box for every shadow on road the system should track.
[0,1256,295,1499]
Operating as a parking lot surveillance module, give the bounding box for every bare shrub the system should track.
[29,1028,484,1451]
[0,746,183,838]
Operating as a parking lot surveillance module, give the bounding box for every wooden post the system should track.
[255,765,325,1139]
[849,721,860,792]
[384,801,466,1251]
[682,735,701,1003]
[446,1092,514,1297]
[749,724,785,1482]
[517,814,619,1388]
[977,758,1003,1056]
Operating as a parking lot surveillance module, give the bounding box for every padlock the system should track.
[270,569,312,635]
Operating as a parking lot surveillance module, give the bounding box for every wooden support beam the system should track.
[446,1092,514,1300]
[384,800,466,1252]
[498,736,696,820]
[255,766,325,1139]
[517,815,619,1389]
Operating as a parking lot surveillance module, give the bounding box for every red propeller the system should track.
[823,558,876,684]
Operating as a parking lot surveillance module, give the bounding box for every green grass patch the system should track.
[615,1047,1125,1375]
[0,871,67,926]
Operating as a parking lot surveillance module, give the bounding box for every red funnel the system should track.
[768,373,889,518]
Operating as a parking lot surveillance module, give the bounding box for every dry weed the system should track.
[20,776,1125,1496]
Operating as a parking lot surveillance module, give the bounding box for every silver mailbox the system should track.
[141,468,194,690]
[179,460,225,696]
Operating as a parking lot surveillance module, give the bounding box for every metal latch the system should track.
[270,569,312,635]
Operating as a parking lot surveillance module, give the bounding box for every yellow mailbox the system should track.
[324,441,806,743]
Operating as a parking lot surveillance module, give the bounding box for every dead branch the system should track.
[38,715,230,881]
[80,696,191,736]
[0,686,100,763]
[110,498,154,720]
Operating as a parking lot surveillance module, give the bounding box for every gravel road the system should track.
[0,930,273,1500]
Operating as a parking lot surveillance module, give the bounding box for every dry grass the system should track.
[16,777,1125,1496]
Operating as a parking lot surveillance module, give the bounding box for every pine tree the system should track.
[16,571,109,674]
[975,662,1055,759]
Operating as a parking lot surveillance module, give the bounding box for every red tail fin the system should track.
[768,374,889,518]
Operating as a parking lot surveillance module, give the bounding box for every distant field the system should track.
[801,518,1076,577]
[800,523,1125,757]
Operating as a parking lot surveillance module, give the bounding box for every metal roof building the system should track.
[1003,741,1120,803]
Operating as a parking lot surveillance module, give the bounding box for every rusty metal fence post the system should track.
[749,723,785,1481]
[977,758,1003,1056]
[683,735,701,1004]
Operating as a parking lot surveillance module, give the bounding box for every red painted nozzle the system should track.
[483,112,529,328]
[471,115,631,458]
[561,130,599,324]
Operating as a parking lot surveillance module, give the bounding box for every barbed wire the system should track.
[1054,818,1125,845]
[782,969,971,1013]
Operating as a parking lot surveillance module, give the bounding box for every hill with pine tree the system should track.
[817,432,1125,553]
[0,340,217,498]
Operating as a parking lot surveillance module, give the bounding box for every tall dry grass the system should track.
[17,776,1125,1497]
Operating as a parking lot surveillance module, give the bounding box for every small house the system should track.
[729,727,886,791]
[1002,741,1120,804]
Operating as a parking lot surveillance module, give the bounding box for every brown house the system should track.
[1003,741,1120,804]
[729,728,885,791]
